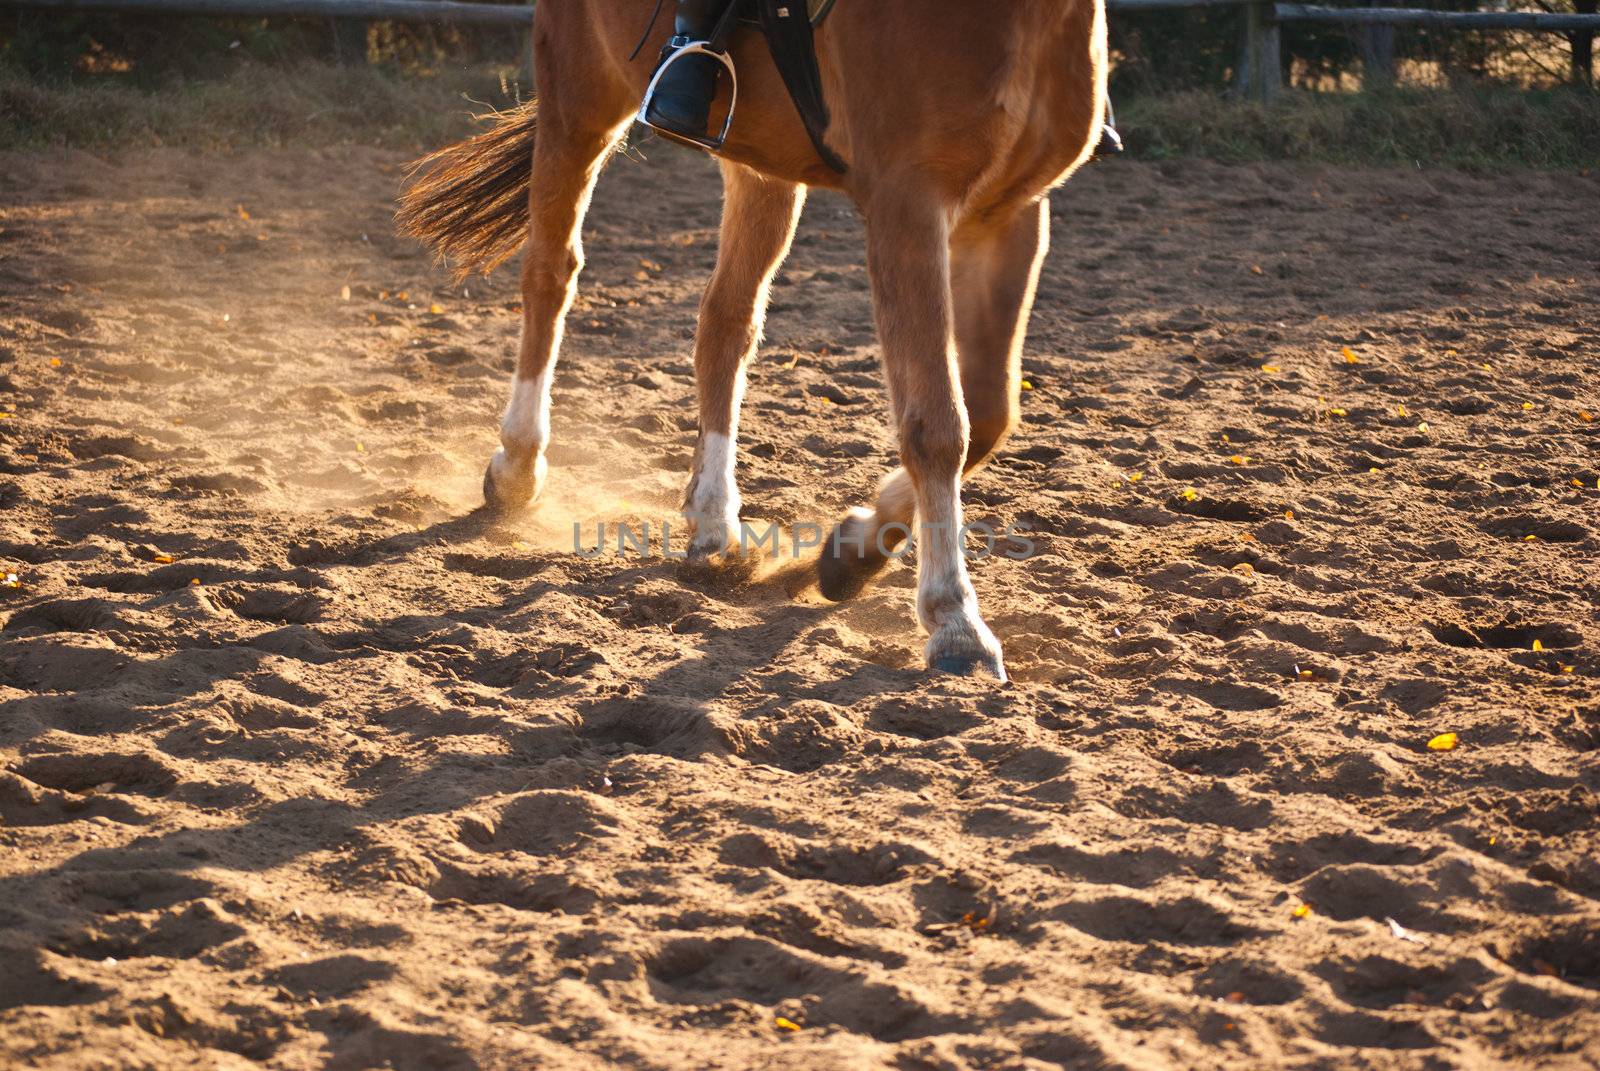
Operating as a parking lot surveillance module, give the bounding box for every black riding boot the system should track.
[644,0,733,141]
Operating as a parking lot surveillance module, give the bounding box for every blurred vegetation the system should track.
[1107,1,1597,92]
[0,6,1595,166]
[1120,85,1600,168]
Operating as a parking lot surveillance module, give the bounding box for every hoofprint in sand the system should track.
[1,145,1597,1069]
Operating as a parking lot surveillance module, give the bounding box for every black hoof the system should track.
[932,654,984,676]
[816,517,893,602]
[816,549,880,602]
[481,464,535,516]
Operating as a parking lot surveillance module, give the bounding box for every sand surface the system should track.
[1,142,1597,1069]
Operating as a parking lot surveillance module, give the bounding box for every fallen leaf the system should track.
[1522,401,1534,410]
[1532,639,1544,652]
[1180,488,1198,501]
[1293,903,1312,919]
[1341,346,1361,364]
[429,303,445,315]
[1232,562,1255,575]
[49,357,62,368]
[152,553,174,565]
[1427,732,1458,752]
[774,1016,801,1032]
[1250,264,1263,275]
[1261,363,1281,373]
[1021,380,1034,391]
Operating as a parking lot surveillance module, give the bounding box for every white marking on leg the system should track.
[489,365,553,495]
[687,430,740,553]
[916,474,1004,678]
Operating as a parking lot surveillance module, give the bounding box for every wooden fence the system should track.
[5,0,1598,96]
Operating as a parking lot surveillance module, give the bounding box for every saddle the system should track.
[643,0,847,173]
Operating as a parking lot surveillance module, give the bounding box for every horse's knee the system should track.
[899,410,967,479]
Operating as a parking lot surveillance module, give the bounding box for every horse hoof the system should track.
[930,652,1006,681]
[481,454,540,515]
[816,515,890,602]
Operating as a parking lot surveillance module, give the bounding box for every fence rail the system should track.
[1,0,530,22]
[1275,4,1600,30]
[5,0,1596,95]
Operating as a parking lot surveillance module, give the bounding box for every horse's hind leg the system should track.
[817,197,1047,607]
[483,81,631,511]
[682,161,805,557]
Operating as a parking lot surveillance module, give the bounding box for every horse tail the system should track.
[397,100,539,280]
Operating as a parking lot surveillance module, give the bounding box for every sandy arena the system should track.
[0,142,1597,1069]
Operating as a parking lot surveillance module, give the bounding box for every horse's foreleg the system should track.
[682,161,804,557]
[483,106,628,512]
[818,198,1047,612]
[852,190,1004,680]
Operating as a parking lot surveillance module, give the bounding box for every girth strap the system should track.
[755,0,849,173]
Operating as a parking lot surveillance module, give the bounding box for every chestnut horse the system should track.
[399,0,1108,681]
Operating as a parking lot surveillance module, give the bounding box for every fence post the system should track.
[1237,1,1282,101]
[331,16,369,65]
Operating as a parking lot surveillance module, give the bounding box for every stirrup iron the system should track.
[638,40,739,152]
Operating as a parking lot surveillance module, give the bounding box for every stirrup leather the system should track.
[638,40,738,152]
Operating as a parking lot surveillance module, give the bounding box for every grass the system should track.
[2,60,1596,170]
[0,60,524,152]
[1121,85,1600,170]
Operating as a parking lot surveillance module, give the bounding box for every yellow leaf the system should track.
[1298,669,1314,680]
[2,572,20,588]
[1581,411,1594,422]
[1230,454,1247,465]
[1524,534,1537,542]
[1292,903,1312,918]
[1180,488,1198,501]
[1575,479,1586,488]
[774,1016,801,1032]
[1369,466,1380,474]
[429,303,445,315]
[1427,732,1458,751]
[1127,472,1143,483]
[190,578,201,586]
[50,357,62,368]
[1284,509,1294,520]
[1329,408,1347,417]
[1396,404,1408,417]
[1532,639,1544,652]
[1418,422,1429,432]
[1560,664,1574,674]
[236,204,250,221]
[1521,402,1534,410]
[1341,347,1361,364]
[1232,562,1254,575]
[152,553,174,564]
[1261,363,1281,373]
[1021,380,1034,391]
